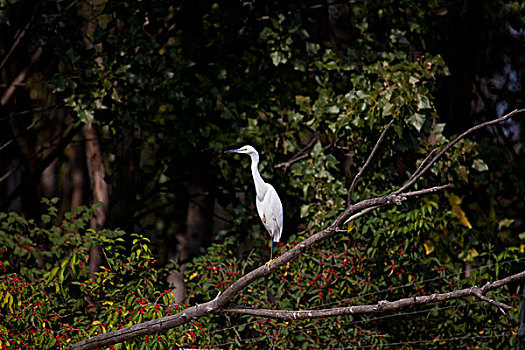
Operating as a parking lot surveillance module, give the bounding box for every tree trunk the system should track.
[83,124,108,277]
[176,181,213,262]
[70,138,86,209]
[40,109,64,198]
[168,171,214,304]
[107,130,140,233]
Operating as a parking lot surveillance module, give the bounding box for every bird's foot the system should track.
[264,259,275,271]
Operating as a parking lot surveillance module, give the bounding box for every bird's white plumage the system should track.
[224,145,283,244]
[255,183,283,242]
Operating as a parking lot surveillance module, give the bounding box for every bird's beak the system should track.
[224,149,240,154]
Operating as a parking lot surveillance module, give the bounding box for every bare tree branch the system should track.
[0,104,61,123]
[343,183,453,225]
[347,118,395,204]
[275,136,317,170]
[0,114,46,152]
[336,109,525,227]
[69,267,524,350]
[0,14,35,71]
[1,123,82,206]
[0,164,20,184]
[408,148,437,182]
[393,108,525,195]
[403,184,454,198]
[1,47,42,106]
[68,110,525,350]
[469,288,511,319]
[220,270,525,319]
[275,135,341,171]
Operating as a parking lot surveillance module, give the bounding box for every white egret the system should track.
[224,145,283,270]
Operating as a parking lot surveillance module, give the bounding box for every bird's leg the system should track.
[270,239,274,260]
[264,240,275,271]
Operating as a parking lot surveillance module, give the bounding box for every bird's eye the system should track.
[242,148,247,151]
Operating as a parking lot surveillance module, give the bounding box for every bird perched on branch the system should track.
[224,145,283,270]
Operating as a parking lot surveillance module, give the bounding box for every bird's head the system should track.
[224,145,258,156]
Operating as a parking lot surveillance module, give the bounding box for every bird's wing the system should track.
[255,196,266,229]
[255,183,283,241]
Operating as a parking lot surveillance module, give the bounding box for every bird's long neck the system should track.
[250,153,266,199]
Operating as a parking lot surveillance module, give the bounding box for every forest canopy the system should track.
[1,0,525,348]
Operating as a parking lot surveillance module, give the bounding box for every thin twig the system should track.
[394,109,525,195]
[336,109,525,230]
[0,14,34,71]
[470,289,511,319]
[342,205,380,225]
[275,135,340,170]
[347,118,395,204]
[0,114,46,152]
[1,47,43,106]
[1,124,82,205]
[403,183,454,198]
[0,165,20,184]
[0,104,61,123]
[101,248,113,271]
[408,148,437,182]
[275,136,317,170]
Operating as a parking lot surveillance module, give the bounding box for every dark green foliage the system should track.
[182,208,521,349]
[0,0,524,348]
[1,197,522,348]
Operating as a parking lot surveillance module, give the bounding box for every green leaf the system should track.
[270,51,287,66]
[472,158,488,172]
[417,95,431,110]
[408,113,425,132]
[41,214,50,223]
[300,205,310,218]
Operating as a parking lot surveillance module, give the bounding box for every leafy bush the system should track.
[181,202,522,349]
[0,194,522,349]
[0,200,178,349]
